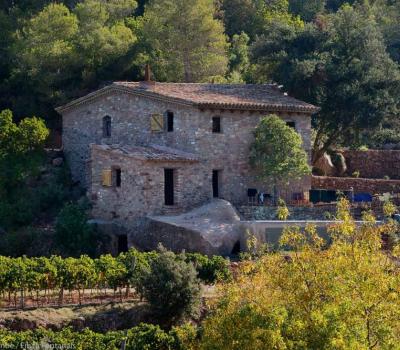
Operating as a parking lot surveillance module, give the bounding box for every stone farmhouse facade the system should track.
[56,80,318,228]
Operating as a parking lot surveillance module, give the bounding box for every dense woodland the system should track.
[0,0,400,153]
[1,3,400,347]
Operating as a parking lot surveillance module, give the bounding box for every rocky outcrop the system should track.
[313,153,337,176]
[332,152,347,176]
[129,199,242,256]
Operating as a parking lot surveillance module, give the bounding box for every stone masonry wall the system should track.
[312,175,400,194]
[342,150,400,179]
[90,146,209,223]
[62,90,312,205]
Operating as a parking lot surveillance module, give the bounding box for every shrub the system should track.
[370,128,400,148]
[383,200,397,218]
[0,227,54,257]
[126,323,175,350]
[140,248,201,324]
[276,198,289,220]
[55,202,102,257]
[352,170,360,178]
[185,253,232,284]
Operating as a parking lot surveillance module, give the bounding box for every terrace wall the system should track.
[342,150,400,179]
[312,175,400,194]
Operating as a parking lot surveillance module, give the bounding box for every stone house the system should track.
[56,79,318,240]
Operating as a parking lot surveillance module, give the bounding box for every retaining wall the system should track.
[342,150,400,179]
[312,176,400,194]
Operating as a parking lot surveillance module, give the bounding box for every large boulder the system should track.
[332,152,347,176]
[313,152,337,176]
[130,199,242,256]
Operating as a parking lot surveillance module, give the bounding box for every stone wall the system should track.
[312,175,400,194]
[342,150,400,179]
[237,204,338,220]
[63,89,312,206]
[90,145,209,223]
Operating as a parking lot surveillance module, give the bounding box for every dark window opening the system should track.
[114,168,121,187]
[167,111,174,132]
[117,234,128,253]
[103,116,112,137]
[212,170,219,198]
[231,240,241,255]
[164,168,174,206]
[212,117,221,133]
[286,121,296,129]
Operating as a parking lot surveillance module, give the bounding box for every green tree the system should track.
[252,5,400,161]
[9,1,137,121]
[55,202,99,257]
[0,109,49,229]
[249,115,310,203]
[141,0,228,82]
[227,32,251,82]
[140,248,201,325]
[289,0,325,21]
[199,199,400,349]
[220,0,266,40]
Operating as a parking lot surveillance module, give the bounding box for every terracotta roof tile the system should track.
[113,82,318,113]
[56,81,319,114]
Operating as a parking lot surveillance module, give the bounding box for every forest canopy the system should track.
[0,0,399,152]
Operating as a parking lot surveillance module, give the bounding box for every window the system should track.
[117,234,128,253]
[114,168,121,187]
[212,170,220,198]
[164,168,174,206]
[103,116,111,137]
[167,111,174,132]
[101,167,121,187]
[286,121,296,129]
[150,114,164,132]
[212,116,221,133]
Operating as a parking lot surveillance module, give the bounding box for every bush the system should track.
[276,198,289,220]
[55,202,103,257]
[141,248,201,324]
[126,323,176,350]
[0,324,195,350]
[0,227,54,257]
[185,253,232,284]
[370,128,400,148]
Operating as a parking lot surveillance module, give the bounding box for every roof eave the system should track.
[56,84,195,114]
[56,83,320,115]
[197,103,319,114]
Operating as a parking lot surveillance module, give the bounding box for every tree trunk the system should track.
[20,289,24,309]
[273,181,279,206]
[183,48,192,82]
[58,288,64,306]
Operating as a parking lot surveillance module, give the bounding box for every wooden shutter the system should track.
[151,114,164,132]
[102,169,112,187]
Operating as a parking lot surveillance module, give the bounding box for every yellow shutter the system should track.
[102,169,112,187]
[151,114,164,132]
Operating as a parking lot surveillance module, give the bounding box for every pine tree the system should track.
[142,0,228,82]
